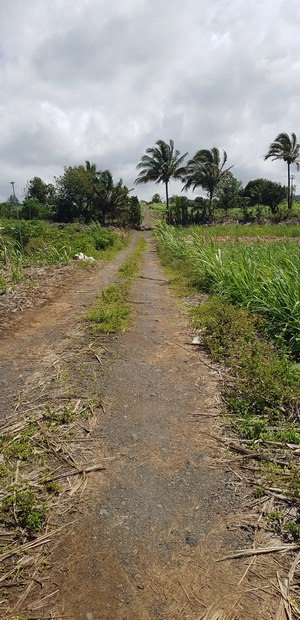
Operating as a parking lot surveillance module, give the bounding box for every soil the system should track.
[0,221,285,619]
[0,235,138,429]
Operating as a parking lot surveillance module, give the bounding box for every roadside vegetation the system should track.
[156,222,300,355]
[0,164,141,227]
[0,220,128,294]
[155,221,300,538]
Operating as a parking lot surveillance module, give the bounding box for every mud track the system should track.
[0,230,282,619]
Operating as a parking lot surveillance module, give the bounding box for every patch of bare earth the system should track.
[0,232,294,619]
[0,262,80,335]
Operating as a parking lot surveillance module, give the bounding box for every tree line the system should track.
[135,133,300,224]
[0,162,141,228]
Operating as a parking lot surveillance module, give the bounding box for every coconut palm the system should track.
[264,132,300,210]
[183,147,232,221]
[135,139,188,223]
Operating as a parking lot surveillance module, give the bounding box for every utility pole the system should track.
[10,181,23,249]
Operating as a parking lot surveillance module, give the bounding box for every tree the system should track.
[55,165,94,222]
[183,147,233,221]
[264,132,300,210]
[216,172,243,212]
[135,139,188,223]
[190,197,209,223]
[128,196,142,228]
[244,178,287,214]
[24,176,56,206]
[169,195,189,226]
[151,193,162,203]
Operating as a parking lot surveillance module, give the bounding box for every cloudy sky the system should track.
[0,0,299,202]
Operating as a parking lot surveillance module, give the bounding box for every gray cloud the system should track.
[0,0,299,201]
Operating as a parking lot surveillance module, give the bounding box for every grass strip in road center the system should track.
[85,236,147,333]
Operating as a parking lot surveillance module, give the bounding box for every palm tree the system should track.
[135,139,188,223]
[183,147,232,221]
[264,132,300,210]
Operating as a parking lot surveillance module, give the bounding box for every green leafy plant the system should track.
[2,488,47,534]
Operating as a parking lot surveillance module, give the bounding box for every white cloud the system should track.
[0,0,299,201]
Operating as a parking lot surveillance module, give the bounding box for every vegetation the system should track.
[183,147,233,222]
[155,222,300,506]
[137,132,300,225]
[0,164,141,227]
[243,178,287,215]
[0,220,128,294]
[264,132,300,211]
[155,222,300,356]
[85,237,147,333]
[135,139,187,223]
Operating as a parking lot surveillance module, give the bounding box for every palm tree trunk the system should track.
[165,181,170,224]
[208,191,214,222]
[288,161,291,210]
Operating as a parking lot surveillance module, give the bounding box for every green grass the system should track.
[85,237,146,333]
[180,223,300,238]
[150,202,166,215]
[190,298,300,422]
[0,220,128,293]
[85,284,130,333]
[155,222,300,357]
[155,223,300,503]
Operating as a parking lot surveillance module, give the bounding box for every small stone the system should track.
[185,532,198,547]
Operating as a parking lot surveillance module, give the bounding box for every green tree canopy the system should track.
[135,139,188,223]
[244,178,287,214]
[183,147,233,221]
[151,193,162,203]
[264,132,300,210]
[215,173,243,212]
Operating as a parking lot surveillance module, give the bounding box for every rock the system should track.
[73,253,96,262]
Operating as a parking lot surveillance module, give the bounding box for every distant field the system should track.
[150,200,300,224]
[150,202,166,215]
[156,222,300,356]
[178,223,300,239]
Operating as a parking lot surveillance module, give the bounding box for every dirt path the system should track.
[0,226,281,619]
[0,234,138,427]
[49,234,279,620]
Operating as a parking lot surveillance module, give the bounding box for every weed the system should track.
[86,284,130,333]
[43,480,60,495]
[267,510,281,521]
[85,237,146,333]
[44,407,75,426]
[283,522,300,540]
[2,488,47,534]
[0,463,9,477]
[0,273,7,293]
[0,220,128,280]
[253,486,266,498]
[4,425,38,461]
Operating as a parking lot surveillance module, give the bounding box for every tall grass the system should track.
[178,223,300,239]
[0,220,127,292]
[155,222,300,356]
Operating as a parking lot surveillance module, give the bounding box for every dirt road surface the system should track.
[0,224,281,619]
[0,234,137,429]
